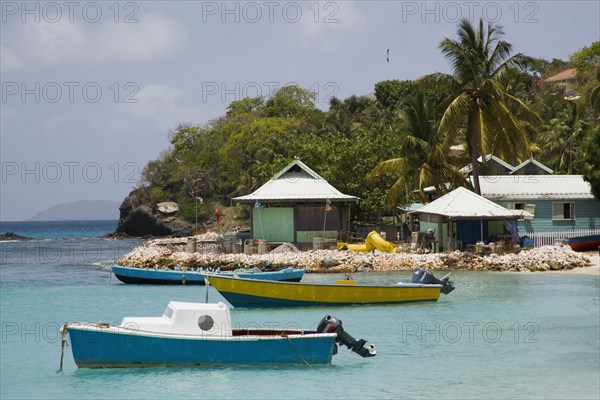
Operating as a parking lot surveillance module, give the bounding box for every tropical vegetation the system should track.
[127,20,599,228]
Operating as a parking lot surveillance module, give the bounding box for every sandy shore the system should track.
[549,250,600,275]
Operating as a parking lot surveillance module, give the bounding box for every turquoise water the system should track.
[1,222,599,399]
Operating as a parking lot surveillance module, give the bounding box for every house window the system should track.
[505,202,535,220]
[552,202,575,220]
[504,202,525,210]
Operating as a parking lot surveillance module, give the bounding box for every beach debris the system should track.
[319,258,340,269]
[117,241,592,273]
[270,243,300,254]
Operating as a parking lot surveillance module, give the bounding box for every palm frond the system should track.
[418,73,459,91]
[368,158,405,181]
[383,176,408,208]
[488,81,541,126]
[438,92,471,138]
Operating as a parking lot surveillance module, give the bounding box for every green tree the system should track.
[582,126,600,200]
[539,99,589,174]
[226,97,265,117]
[264,86,317,118]
[369,92,466,206]
[571,42,600,112]
[531,58,570,79]
[590,69,600,113]
[373,80,417,109]
[570,42,600,75]
[421,19,540,194]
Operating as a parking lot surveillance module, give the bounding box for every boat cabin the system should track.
[120,301,233,337]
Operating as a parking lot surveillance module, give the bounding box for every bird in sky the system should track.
[385,49,390,62]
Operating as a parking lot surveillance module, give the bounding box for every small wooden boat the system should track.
[111,265,305,285]
[60,301,375,368]
[205,269,454,307]
[565,234,600,252]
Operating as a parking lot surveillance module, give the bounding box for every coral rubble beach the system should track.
[117,234,594,274]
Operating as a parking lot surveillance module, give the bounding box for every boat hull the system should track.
[67,325,336,367]
[566,235,600,252]
[111,265,305,285]
[206,275,442,307]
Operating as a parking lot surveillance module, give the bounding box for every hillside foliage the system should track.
[134,25,599,225]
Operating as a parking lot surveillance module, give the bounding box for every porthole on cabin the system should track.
[163,306,173,319]
[198,315,214,331]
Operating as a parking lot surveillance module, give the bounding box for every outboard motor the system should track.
[412,269,455,295]
[316,315,376,358]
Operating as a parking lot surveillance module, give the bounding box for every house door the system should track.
[252,207,294,242]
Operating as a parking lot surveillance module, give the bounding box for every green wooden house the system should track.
[232,160,359,247]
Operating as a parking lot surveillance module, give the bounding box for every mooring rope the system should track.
[283,335,312,367]
[57,324,68,373]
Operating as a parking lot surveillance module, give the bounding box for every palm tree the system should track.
[540,99,588,174]
[369,92,466,206]
[590,69,600,113]
[421,19,540,194]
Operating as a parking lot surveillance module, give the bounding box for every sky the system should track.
[1,0,599,221]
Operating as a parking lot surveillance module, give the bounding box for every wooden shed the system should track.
[416,187,521,251]
[232,160,359,247]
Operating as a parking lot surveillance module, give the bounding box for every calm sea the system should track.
[1,221,598,399]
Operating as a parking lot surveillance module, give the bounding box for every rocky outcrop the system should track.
[115,190,194,238]
[0,232,32,241]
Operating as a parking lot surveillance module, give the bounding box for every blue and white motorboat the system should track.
[61,301,376,368]
[111,265,305,285]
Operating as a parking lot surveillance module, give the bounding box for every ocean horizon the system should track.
[0,220,118,239]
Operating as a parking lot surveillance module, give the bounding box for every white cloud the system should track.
[94,14,187,63]
[297,2,367,48]
[1,13,187,70]
[116,84,201,126]
[0,44,23,70]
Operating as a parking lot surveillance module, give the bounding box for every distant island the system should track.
[27,200,120,221]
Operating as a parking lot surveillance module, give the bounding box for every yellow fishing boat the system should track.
[205,269,454,307]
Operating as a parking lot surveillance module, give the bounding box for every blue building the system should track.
[478,175,600,245]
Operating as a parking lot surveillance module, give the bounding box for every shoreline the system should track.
[542,250,599,275]
[117,241,596,274]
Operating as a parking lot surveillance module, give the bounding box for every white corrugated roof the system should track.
[510,158,554,175]
[232,159,359,203]
[477,175,594,200]
[459,154,515,174]
[417,187,518,219]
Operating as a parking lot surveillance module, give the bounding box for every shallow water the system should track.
[1,225,599,399]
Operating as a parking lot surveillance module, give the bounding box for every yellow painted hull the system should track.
[206,275,442,307]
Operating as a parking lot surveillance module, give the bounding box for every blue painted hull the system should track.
[111,265,305,285]
[67,326,335,367]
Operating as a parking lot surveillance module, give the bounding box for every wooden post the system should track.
[480,219,484,242]
[186,237,197,253]
[249,204,254,239]
[293,206,298,244]
[448,218,454,251]
[338,205,343,241]
[437,218,443,253]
